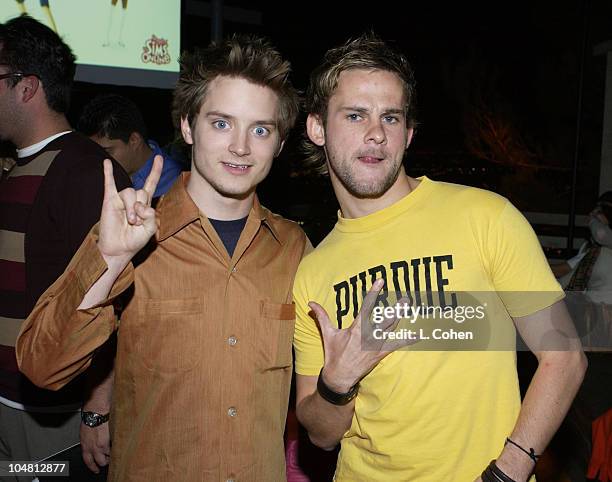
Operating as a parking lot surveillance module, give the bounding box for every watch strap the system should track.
[317,368,359,406]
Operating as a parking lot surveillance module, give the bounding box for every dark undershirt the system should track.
[209,217,248,257]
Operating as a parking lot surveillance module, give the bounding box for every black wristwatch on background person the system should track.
[81,410,110,428]
[317,368,359,405]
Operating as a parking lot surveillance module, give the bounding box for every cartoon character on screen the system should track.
[14,0,58,33]
[103,0,128,47]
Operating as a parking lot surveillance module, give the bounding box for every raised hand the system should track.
[97,155,163,266]
[308,279,415,393]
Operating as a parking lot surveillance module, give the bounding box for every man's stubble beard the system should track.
[326,147,404,200]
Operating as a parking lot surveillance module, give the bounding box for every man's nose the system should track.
[364,121,386,144]
[229,129,251,157]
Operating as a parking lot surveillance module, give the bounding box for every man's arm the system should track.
[16,157,163,389]
[81,370,113,473]
[81,337,115,474]
[16,233,128,389]
[65,156,127,472]
[295,374,355,450]
[295,279,410,449]
[491,300,587,481]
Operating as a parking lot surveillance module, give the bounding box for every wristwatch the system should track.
[81,410,110,428]
[317,368,359,406]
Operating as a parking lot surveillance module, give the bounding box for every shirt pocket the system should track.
[254,300,295,369]
[127,297,203,373]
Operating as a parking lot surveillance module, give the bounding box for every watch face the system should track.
[81,411,108,427]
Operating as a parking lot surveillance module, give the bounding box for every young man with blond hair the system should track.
[293,34,587,482]
[17,35,309,481]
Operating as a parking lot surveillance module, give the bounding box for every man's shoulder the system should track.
[294,229,340,279]
[427,179,510,218]
[44,132,108,174]
[46,132,130,187]
[429,179,507,204]
[47,131,107,161]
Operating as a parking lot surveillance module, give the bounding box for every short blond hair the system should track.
[303,33,417,175]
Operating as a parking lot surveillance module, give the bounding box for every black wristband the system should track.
[316,368,359,406]
[481,462,496,482]
[490,460,518,482]
[482,460,517,482]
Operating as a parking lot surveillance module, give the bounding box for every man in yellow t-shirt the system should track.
[293,34,587,482]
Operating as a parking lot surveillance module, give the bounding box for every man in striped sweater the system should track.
[0,16,130,478]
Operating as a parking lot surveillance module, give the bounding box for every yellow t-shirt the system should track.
[293,177,563,481]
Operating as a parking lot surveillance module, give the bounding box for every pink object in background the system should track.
[285,438,310,482]
[587,408,612,482]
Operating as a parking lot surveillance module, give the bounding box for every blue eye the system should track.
[347,113,362,122]
[213,120,229,129]
[383,116,399,124]
[253,126,269,137]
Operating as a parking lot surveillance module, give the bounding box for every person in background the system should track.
[0,15,130,479]
[552,192,612,300]
[79,93,184,198]
[552,192,612,354]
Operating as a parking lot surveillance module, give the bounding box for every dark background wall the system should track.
[68,0,612,243]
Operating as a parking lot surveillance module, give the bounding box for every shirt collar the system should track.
[132,140,164,184]
[16,130,72,158]
[251,195,284,245]
[156,172,283,245]
[147,139,162,153]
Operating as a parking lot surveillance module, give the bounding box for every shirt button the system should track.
[228,336,237,346]
[231,266,237,273]
[227,406,237,417]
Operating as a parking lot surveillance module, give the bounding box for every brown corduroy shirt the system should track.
[16,173,310,482]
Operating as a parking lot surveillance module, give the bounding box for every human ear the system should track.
[405,127,415,149]
[180,117,194,145]
[20,75,40,103]
[128,132,142,148]
[275,139,285,157]
[306,114,325,147]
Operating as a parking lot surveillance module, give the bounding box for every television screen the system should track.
[2,0,180,88]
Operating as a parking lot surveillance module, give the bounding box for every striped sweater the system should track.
[0,131,130,408]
